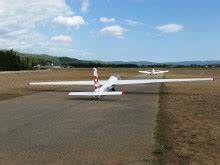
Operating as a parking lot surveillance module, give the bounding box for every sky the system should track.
[0,0,220,62]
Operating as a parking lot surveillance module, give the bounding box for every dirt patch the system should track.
[154,68,220,164]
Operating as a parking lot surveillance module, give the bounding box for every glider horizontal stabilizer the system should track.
[68,91,124,96]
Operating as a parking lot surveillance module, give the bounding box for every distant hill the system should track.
[163,60,220,66]
[108,60,220,66]
[107,60,220,66]
[17,52,58,60]
[107,61,156,66]
[17,52,60,65]
[16,52,220,66]
[2,50,220,66]
[17,52,97,64]
[11,51,138,68]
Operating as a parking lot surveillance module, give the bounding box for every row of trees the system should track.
[1,50,219,71]
[62,62,138,68]
[0,50,53,71]
[0,50,140,71]
[0,50,23,71]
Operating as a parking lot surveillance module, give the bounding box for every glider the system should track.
[139,69,169,75]
[29,68,213,98]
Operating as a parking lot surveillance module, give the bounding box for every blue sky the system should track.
[0,0,220,62]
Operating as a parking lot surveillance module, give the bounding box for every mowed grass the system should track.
[154,68,220,164]
[0,68,140,100]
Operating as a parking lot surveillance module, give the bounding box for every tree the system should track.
[0,50,23,71]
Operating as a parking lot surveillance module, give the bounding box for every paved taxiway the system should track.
[0,84,160,164]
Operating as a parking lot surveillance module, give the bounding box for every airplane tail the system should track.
[93,67,100,91]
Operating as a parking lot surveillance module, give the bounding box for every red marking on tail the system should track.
[93,76,99,90]
[93,68,100,91]
[122,90,125,95]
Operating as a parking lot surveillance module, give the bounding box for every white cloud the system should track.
[0,38,29,49]
[100,25,125,38]
[99,17,115,23]
[51,35,72,44]
[157,24,184,33]
[0,0,72,35]
[81,0,90,13]
[0,0,73,50]
[52,16,85,28]
[125,19,143,27]
[0,0,91,58]
[25,33,95,58]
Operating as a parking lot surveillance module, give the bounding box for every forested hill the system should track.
[16,51,220,66]
[0,50,64,71]
[17,52,60,65]
[0,50,138,71]
[1,50,220,71]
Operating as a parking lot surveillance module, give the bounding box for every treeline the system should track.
[0,50,139,71]
[57,57,139,68]
[61,62,138,68]
[1,50,219,71]
[0,50,57,71]
[0,50,23,71]
[0,50,46,71]
[146,64,220,68]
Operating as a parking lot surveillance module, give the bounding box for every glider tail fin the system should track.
[93,67,100,91]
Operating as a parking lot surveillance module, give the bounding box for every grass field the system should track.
[0,68,219,164]
[154,68,220,164]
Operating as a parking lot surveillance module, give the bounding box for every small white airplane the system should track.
[29,68,213,98]
[139,69,169,75]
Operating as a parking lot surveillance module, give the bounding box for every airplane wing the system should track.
[139,71,151,74]
[29,80,107,86]
[156,71,169,74]
[68,91,123,96]
[114,78,213,85]
[29,78,213,86]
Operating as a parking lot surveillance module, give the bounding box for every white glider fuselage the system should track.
[98,74,119,92]
[68,68,124,98]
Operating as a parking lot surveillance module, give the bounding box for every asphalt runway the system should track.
[0,84,160,164]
